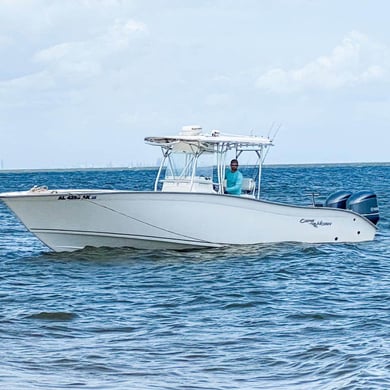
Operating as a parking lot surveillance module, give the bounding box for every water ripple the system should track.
[0,165,389,389]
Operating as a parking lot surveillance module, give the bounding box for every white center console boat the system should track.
[0,125,379,251]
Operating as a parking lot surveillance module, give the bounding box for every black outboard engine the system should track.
[325,190,353,209]
[346,190,380,225]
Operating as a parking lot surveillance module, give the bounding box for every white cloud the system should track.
[32,40,102,85]
[107,19,147,49]
[0,70,53,90]
[0,12,148,91]
[31,18,147,85]
[0,12,148,109]
[256,31,390,94]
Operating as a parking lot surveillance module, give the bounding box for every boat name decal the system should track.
[299,219,332,228]
[58,194,97,200]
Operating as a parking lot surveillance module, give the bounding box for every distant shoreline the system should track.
[0,167,139,174]
[0,161,389,174]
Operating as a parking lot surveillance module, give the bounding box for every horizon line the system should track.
[0,161,389,174]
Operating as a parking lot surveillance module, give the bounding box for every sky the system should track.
[0,0,389,169]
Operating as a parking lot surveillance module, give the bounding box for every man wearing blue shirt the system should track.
[225,159,243,195]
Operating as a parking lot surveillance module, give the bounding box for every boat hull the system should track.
[0,190,377,252]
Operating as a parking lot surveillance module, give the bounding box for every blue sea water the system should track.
[0,164,389,390]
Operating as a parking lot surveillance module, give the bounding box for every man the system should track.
[225,158,243,195]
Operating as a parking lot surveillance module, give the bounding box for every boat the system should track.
[0,125,379,252]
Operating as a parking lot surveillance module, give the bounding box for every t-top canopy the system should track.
[145,128,273,154]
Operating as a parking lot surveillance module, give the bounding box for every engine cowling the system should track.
[324,190,352,209]
[346,190,380,225]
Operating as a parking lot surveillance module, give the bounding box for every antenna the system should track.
[267,122,282,142]
[271,123,282,142]
[262,123,282,162]
[267,122,275,138]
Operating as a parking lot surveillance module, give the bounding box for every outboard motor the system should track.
[346,190,380,225]
[325,190,353,209]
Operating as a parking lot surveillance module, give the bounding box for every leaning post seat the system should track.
[241,178,255,195]
[223,178,255,195]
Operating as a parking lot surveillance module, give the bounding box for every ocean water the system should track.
[0,164,389,390]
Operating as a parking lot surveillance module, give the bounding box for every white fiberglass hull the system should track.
[0,189,377,252]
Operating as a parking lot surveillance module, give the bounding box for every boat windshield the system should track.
[165,153,213,180]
